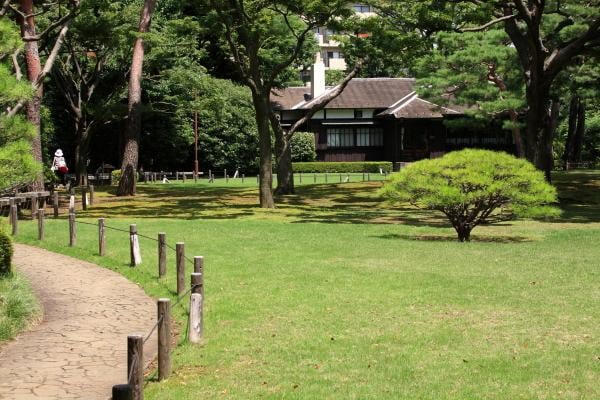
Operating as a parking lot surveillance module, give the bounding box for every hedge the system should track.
[0,230,13,276]
[292,161,393,173]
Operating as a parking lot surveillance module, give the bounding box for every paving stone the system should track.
[0,244,158,400]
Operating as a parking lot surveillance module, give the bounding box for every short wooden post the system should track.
[127,334,144,400]
[225,169,228,183]
[176,242,185,296]
[157,298,171,381]
[256,174,259,184]
[314,174,317,183]
[112,384,133,400]
[82,188,88,211]
[69,212,76,246]
[191,272,203,296]
[193,257,204,299]
[183,172,186,183]
[176,171,179,181]
[242,174,245,183]
[158,232,167,278]
[89,185,94,206]
[362,172,365,181]
[347,173,350,183]
[37,209,45,240]
[325,173,328,183]
[69,195,75,213]
[98,218,106,256]
[299,173,302,184]
[367,173,370,181]
[130,224,142,266]
[339,173,342,183]
[188,293,203,343]
[30,195,37,219]
[193,255,204,273]
[10,200,17,236]
[53,192,59,218]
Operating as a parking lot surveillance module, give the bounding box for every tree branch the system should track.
[457,14,516,32]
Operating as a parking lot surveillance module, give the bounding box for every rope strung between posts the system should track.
[140,283,200,345]
[127,354,137,384]
[73,219,197,263]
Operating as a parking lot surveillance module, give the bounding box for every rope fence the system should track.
[5,191,205,400]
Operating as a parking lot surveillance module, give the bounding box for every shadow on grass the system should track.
[374,233,535,243]
[81,172,600,226]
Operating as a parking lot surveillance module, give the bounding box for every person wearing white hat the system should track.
[51,149,69,184]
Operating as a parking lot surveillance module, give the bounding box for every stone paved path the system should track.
[0,244,158,400]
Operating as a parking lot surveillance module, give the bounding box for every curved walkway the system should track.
[0,244,158,400]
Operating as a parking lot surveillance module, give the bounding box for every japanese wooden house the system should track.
[271,63,515,168]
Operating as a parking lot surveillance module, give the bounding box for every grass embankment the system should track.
[11,171,600,399]
[0,273,40,343]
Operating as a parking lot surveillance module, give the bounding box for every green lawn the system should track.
[10,171,600,399]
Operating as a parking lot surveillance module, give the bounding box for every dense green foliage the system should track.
[290,132,316,162]
[381,150,558,241]
[0,20,41,191]
[293,161,392,173]
[0,230,12,276]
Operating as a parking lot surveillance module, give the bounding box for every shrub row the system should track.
[292,161,393,173]
[0,230,13,276]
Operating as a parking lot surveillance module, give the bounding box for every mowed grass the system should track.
[10,171,600,399]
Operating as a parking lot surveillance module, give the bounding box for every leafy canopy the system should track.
[380,149,559,241]
[0,20,41,191]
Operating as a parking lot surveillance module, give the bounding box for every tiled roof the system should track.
[271,78,462,118]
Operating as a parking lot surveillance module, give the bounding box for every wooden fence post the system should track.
[299,173,302,184]
[30,195,37,219]
[242,173,245,183]
[69,212,76,246]
[37,209,45,240]
[112,384,133,400]
[130,224,142,266]
[127,334,144,400]
[89,185,94,206]
[69,195,75,213]
[225,169,228,183]
[314,174,317,183]
[176,242,185,296]
[339,173,342,183]
[10,200,18,236]
[183,172,186,183]
[53,192,59,218]
[193,256,204,297]
[188,293,203,343]
[82,188,88,211]
[191,272,203,296]
[157,298,171,381]
[158,233,167,278]
[98,218,106,256]
[367,173,370,181]
[325,173,328,183]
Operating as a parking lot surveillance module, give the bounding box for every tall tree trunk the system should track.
[117,0,156,196]
[508,110,525,158]
[274,133,294,195]
[75,119,92,186]
[541,100,560,182]
[524,78,553,178]
[252,92,275,208]
[563,95,580,168]
[19,0,44,190]
[572,100,585,163]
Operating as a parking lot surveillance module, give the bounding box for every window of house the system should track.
[353,4,371,13]
[354,109,363,119]
[327,128,354,147]
[356,128,383,147]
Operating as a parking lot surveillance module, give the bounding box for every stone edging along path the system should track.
[0,244,158,400]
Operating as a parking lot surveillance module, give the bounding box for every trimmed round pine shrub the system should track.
[380,149,559,242]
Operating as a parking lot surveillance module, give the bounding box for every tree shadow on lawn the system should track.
[373,233,535,243]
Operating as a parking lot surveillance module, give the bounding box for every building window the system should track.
[353,4,371,13]
[356,128,383,147]
[354,109,363,119]
[327,128,354,147]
